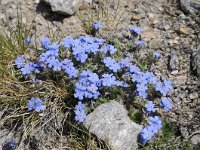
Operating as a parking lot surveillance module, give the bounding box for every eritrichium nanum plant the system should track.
[14,22,173,144]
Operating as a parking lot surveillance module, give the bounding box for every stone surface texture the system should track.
[43,0,83,15]
[180,0,200,13]
[83,101,142,150]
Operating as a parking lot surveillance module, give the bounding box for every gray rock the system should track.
[83,101,142,150]
[189,92,198,100]
[180,126,189,138]
[180,0,200,14]
[0,0,15,5]
[191,135,200,145]
[169,49,179,72]
[43,0,83,15]
[192,48,200,76]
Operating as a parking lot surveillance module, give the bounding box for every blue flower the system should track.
[24,37,32,44]
[52,60,62,71]
[65,67,78,78]
[62,59,74,70]
[41,37,52,49]
[145,101,156,113]
[75,108,87,123]
[78,35,93,43]
[160,97,172,112]
[136,72,148,85]
[135,40,145,46]
[75,101,86,123]
[74,89,84,100]
[101,44,117,54]
[15,56,26,68]
[131,73,139,82]
[33,62,41,74]
[92,21,103,30]
[101,74,116,87]
[155,80,172,96]
[148,116,162,132]
[45,42,59,51]
[20,63,34,75]
[103,57,115,66]
[46,56,56,67]
[163,79,173,92]
[128,65,140,73]
[88,72,99,83]
[130,27,142,35]
[74,70,101,100]
[61,37,74,49]
[136,84,148,99]
[80,70,91,78]
[152,51,161,58]
[103,57,121,72]
[76,52,88,63]
[110,63,121,73]
[72,45,85,55]
[139,126,154,144]
[146,72,158,85]
[137,90,148,99]
[93,38,105,44]
[119,57,133,68]
[114,80,129,87]
[28,97,46,112]
[87,84,98,93]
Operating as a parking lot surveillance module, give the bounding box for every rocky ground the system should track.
[0,0,200,149]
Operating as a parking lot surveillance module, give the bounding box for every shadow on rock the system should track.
[36,1,71,22]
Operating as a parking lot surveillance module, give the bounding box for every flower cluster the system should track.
[61,35,105,63]
[101,73,128,87]
[62,59,78,78]
[15,56,40,75]
[130,70,172,99]
[75,101,86,123]
[74,70,100,100]
[28,97,46,112]
[14,25,173,144]
[74,70,128,101]
[139,116,162,144]
[103,57,121,72]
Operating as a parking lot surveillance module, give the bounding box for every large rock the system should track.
[83,101,142,150]
[43,0,84,15]
[180,0,200,14]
